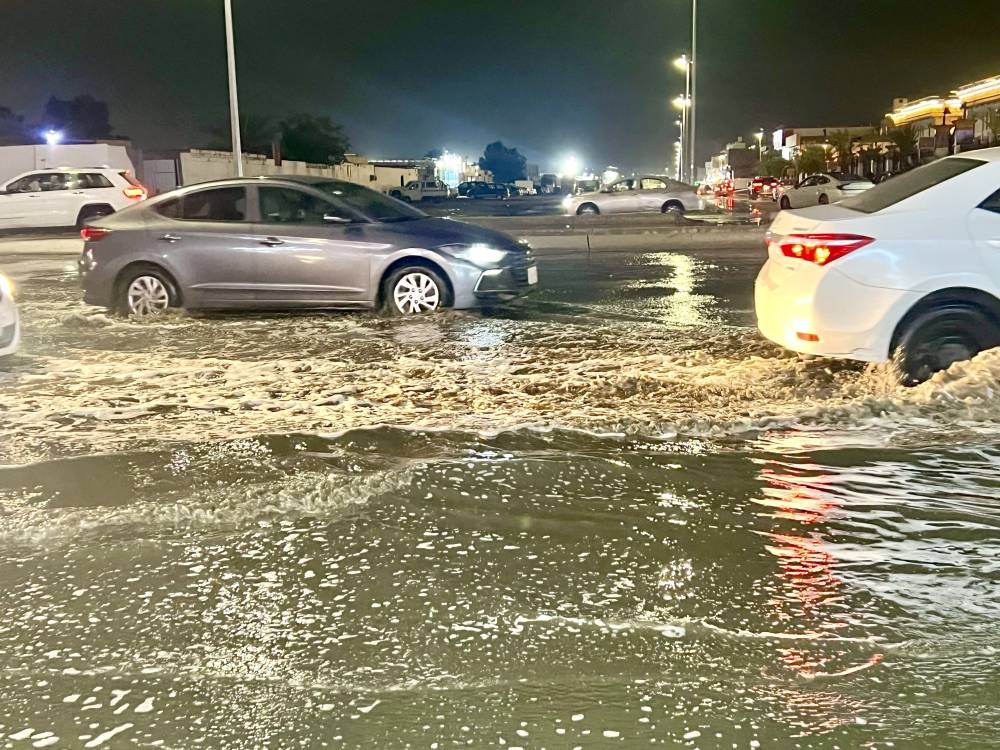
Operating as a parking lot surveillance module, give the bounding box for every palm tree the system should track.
[826,129,854,172]
[886,125,917,171]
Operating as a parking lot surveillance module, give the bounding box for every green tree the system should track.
[759,152,791,178]
[279,114,350,164]
[982,108,1000,146]
[886,125,917,169]
[826,129,855,171]
[0,106,29,143]
[43,94,113,140]
[478,141,527,183]
[205,114,279,156]
[795,145,827,175]
[424,148,443,160]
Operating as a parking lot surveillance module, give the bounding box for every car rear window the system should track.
[119,171,142,187]
[840,157,985,213]
[76,173,114,189]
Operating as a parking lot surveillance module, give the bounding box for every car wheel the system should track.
[661,201,684,215]
[576,203,599,216]
[115,264,180,317]
[382,266,448,316]
[779,196,791,210]
[818,193,829,205]
[76,205,114,229]
[892,304,1000,386]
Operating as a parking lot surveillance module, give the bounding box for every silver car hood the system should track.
[373,217,521,251]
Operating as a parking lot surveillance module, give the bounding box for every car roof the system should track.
[21,166,121,173]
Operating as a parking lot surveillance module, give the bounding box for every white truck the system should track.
[386,179,452,202]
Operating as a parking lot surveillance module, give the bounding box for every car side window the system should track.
[799,177,816,188]
[75,173,114,189]
[817,176,830,185]
[980,188,1000,215]
[259,187,336,224]
[8,173,66,192]
[156,187,247,222]
[640,178,667,190]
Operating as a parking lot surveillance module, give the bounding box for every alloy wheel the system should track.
[392,272,441,314]
[127,275,171,316]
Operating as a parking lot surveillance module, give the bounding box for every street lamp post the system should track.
[672,94,690,181]
[689,0,698,184]
[755,129,765,161]
[223,0,243,177]
[673,55,691,182]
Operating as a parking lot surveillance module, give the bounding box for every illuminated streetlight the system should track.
[672,95,691,109]
[44,129,62,145]
[560,155,581,179]
[755,129,765,159]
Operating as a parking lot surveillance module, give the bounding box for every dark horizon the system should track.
[2,0,999,173]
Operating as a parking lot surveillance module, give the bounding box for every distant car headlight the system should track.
[0,273,16,301]
[444,244,510,267]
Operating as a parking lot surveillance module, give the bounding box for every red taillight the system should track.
[774,233,874,266]
[81,226,111,242]
[123,185,147,200]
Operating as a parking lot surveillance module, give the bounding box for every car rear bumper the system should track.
[754,257,918,362]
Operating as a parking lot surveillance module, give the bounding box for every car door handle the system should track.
[159,233,182,243]
[259,237,284,247]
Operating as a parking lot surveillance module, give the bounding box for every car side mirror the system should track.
[323,213,353,225]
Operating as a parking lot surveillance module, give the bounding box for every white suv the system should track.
[0,167,148,230]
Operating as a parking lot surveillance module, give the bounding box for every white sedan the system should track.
[776,172,873,209]
[755,148,1000,384]
[0,272,19,359]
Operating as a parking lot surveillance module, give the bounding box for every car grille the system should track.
[507,248,534,285]
[0,323,15,348]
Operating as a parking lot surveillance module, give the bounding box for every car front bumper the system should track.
[0,300,20,357]
[754,257,918,362]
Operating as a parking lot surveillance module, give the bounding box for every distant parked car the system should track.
[776,172,873,209]
[564,176,703,216]
[0,167,147,230]
[457,181,509,199]
[77,175,538,317]
[387,179,452,202]
[0,271,19,359]
[750,176,780,199]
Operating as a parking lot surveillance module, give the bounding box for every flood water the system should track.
[2,246,1000,748]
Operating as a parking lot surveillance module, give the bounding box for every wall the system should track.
[177,150,419,193]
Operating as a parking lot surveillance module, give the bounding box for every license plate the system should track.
[527,266,538,285]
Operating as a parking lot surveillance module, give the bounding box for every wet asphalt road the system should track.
[2,241,1000,749]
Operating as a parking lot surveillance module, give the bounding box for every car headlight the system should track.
[0,273,16,301]
[444,244,510,266]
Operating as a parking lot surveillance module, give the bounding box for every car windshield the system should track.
[312,181,426,222]
[839,157,986,214]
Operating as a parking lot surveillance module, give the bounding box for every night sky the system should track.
[2,0,999,173]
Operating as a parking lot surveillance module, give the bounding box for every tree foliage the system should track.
[207,114,279,156]
[44,94,113,140]
[279,114,350,164]
[0,106,29,143]
[886,125,917,167]
[424,148,443,160]
[759,152,791,178]
[478,141,527,183]
[826,130,856,171]
[795,146,827,175]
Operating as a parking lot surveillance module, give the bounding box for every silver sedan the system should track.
[563,176,703,216]
[78,176,538,317]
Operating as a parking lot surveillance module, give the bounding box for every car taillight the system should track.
[774,233,874,266]
[123,185,147,200]
[81,226,111,242]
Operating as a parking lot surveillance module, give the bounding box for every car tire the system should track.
[779,196,791,209]
[661,201,684,215]
[115,264,180,317]
[576,203,599,216]
[76,204,114,229]
[892,303,1000,386]
[381,265,449,316]
[818,193,829,205]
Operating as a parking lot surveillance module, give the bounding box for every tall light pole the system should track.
[223,0,243,177]
[672,94,690,181]
[673,55,691,182]
[689,0,698,184]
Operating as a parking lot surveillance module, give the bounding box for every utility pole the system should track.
[689,0,698,183]
[224,0,243,177]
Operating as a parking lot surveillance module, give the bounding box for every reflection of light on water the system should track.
[623,253,713,326]
[751,452,884,734]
